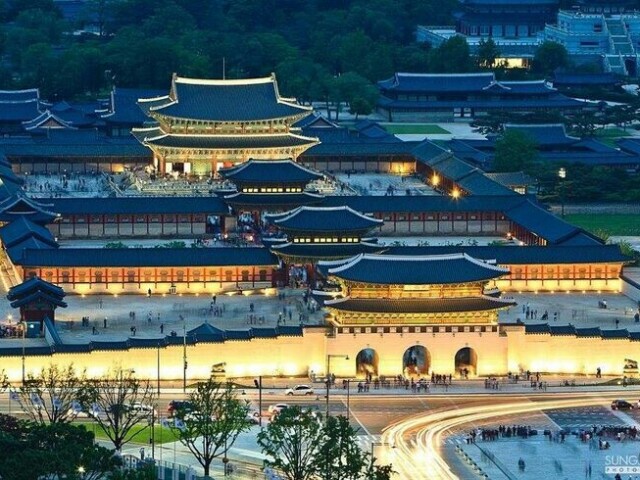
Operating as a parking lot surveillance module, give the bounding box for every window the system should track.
[241,270,250,282]
[259,269,267,282]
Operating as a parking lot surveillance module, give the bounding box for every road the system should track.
[4,387,640,478]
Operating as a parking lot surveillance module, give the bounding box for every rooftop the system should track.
[139,74,312,122]
[266,205,383,233]
[319,253,509,285]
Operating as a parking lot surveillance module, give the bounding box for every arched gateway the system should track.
[455,347,478,377]
[402,345,430,377]
[356,348,379,378]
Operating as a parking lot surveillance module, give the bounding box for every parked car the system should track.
[168,400,194,417]
[268,403,289,415]
[285,385,314,396]
[611,399,635,410]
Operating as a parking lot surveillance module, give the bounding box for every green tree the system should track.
[83,368,156,452]
[476,38,500,69]
[429,36,474,73]
[258,406,324,480]
[169,379,251,477]
[0,417,120,480]
[532,41,569,76]
[318,415,394,480]
[16,364,87,425]
[330,72,378,121]
[566,110,598,138]
[493,130,539,172]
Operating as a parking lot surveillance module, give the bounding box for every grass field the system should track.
[382,123,450,135]
[82,423,180,445]
[564,214,640,236]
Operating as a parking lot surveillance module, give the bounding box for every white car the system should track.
[67,407,100,419]
[128,403,158,417]
[268,403,289,414]
[285,385,314,396]
[246,411,261,424]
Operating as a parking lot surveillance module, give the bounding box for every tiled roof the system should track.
[378,73,496,93]
[223,192,324,207]
[319,253,509,285]
[19,247,278,268]
[142,75,312,122]
[266,206,383,233]
[0,195,59,224]
[0,217,58,248]
[322,295,515,313]
[219,159,323,184]
[499,81,554,94]
[526,323,637,340]
[0,129,150,158]
[485,171,536,187]
[0,100,42,122]
[140,132,319,150]
[9,290,67,309]
[457,171,515,195]
[8,276,65,300]
[270,241,386,260]
[319,194,527,213]
[504,199,582,244]
[6,237,56,263]
[0,88,39,103]
[503,124,578,146]
[50,196,228,215]
[102,87,166,125]
[378,97,584,110]
[382,244,629,264]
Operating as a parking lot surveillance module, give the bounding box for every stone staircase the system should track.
[604,18,636,76]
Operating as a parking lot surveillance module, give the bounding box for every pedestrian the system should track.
[92,326,96,335]
[98,297,103,309]
[212,294,216,305]
[147,288,151,297]
[160,323,164,334]
[139,447,145,461]
[103,317,107,329]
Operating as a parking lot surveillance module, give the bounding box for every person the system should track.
[160,323,164,334]
[103,317,107,329]
[139,447,145,461]
[98,297,103,309]
[147,288,151,297]
[518,458,525,472]
[212,294,216,305]
[92,326,96,335]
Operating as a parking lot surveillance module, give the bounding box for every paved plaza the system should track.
[0,287,324,347]
[462,434,640,480]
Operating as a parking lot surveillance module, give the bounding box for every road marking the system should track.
[345,399,372,436]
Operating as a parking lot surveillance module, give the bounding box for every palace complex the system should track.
[0,74,638,382]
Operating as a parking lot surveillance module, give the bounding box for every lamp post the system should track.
[156,343,161,395]
[325,354,349,420]
[21,320,25,386]
[558,167,567,218]
[182,316,187,392]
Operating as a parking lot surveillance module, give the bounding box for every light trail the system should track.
[379,392,629,479]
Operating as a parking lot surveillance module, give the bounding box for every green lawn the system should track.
[382,123,450,135]
[564,214,640,236]
[82,422,180,445]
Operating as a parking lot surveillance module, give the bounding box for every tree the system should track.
[257,406,324,480]
[566,110,598,138]
[532,41,569,76]
[0,417,120,480]
[330,72,378,121]
[16,363,87,424]
[83,368,156,452]
[493,130,539,172]
[429,36,474,73]
[476,38,500,69]
[318,415,393,480]
[169,378,251,477]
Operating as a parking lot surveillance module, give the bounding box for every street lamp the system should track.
[558,167,567,218]
[182,316,187,392]
[21,320,26,386]
[325,354,349,420]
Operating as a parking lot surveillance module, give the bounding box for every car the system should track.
[285,385,314,396]
[611,400,635,410]
[246,411,261,425]
[128,403,158,417]
[168,400,195,417]
[268,403,289,414]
